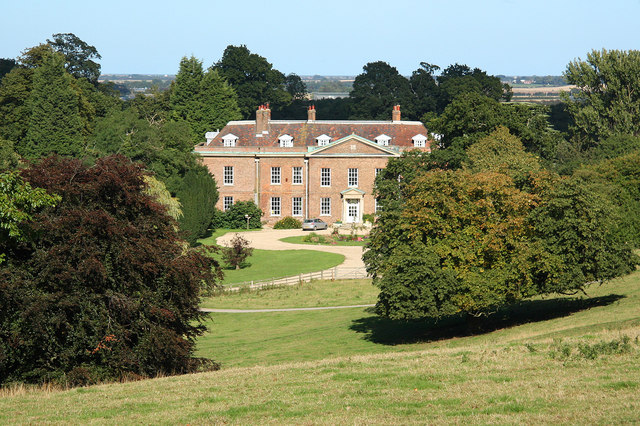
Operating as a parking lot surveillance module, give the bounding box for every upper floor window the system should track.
[316,134,332,146]
[375,168,384,177]
[292,167,303,185]
[271,167,281,184]
[223,166,234,185]
[348,168,358,187]
[222,133,238,147]
[279,134,293,147]
[321,168,331,187]
[375,134,391,146]
[412,134,428,148]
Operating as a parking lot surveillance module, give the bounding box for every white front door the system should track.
[346,199,360,223]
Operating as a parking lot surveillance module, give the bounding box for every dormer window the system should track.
[412,134,428,148]
[316,134,332,146]
[375,134,392,146]
[222,133,238,147]
[279,134,293,147]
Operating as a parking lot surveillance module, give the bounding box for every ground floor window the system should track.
[320,197,331,216]
[292,197,303,216]
[223,196,234,211]
[271,197,281,216]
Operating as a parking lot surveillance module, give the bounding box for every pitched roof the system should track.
[197,119,430,149]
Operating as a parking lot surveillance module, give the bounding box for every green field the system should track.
[2,269,640,423]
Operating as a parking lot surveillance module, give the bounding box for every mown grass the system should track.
[280,235,368,246]
[215,249,344,285]
[197,270,640,368]
[196,229,345,285]
[3,266,640,423]
[200,279,377,309]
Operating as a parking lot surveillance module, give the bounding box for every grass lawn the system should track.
[196,271,640,368]
[196,229,345,285]
[212,249,344,285]
[201,279,376,310]
[3,268,640,423]
[280,235,368,246]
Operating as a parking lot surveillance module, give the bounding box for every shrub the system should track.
[362,213,375,223]
[273,216,301,229]
[0,155,221,386]
[222,233,254,269]
[220,201,263,229]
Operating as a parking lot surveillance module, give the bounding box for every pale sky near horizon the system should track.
[2,0,639,77]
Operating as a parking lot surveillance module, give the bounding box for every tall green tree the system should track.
[47,33,102,84]
[349,61,416,120]
[92,108,197,194]
[562,49,640,142]
[0,58,16,83]
[0,66,33,143]
[429,92,565,161]
[22,51,86,159]
[176,166,219,246]
[409,62,440,117]
[436,63,511,111]
[214,45,290,118]
[285,73,308,101]
[170,56,241,142]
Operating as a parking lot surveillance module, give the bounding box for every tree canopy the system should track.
[0,155,220,385]
[562,49,640,143]
[349,61,416,120]
[169,56,241,143]
[214,45,290,118]
[47,33,102,84]
[365,132,637,321]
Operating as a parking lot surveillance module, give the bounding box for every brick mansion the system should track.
[195,105,432,225]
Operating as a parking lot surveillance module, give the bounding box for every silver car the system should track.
[302,218,328,231]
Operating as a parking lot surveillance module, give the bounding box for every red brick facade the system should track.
[195,106,431,225]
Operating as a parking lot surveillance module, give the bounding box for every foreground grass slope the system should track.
[2,271,639,423]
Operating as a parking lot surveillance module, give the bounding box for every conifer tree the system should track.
[169,56,241,143]
[22,52,86,159]
[176,166,219,245]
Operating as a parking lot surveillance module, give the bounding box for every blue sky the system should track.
[2,0,639,77]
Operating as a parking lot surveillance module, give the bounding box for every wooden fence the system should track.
[221,267,369,292]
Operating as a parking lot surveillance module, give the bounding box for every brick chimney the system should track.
[307,105,316,122]
[392,105,401,122]
[255,104,271,136]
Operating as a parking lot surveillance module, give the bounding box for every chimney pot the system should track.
[392,104,401,122]
[308,105,316,121]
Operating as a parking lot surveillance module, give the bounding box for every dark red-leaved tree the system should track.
[0,155,221,385]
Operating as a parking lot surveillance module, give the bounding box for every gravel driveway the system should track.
[216,228,366,269]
